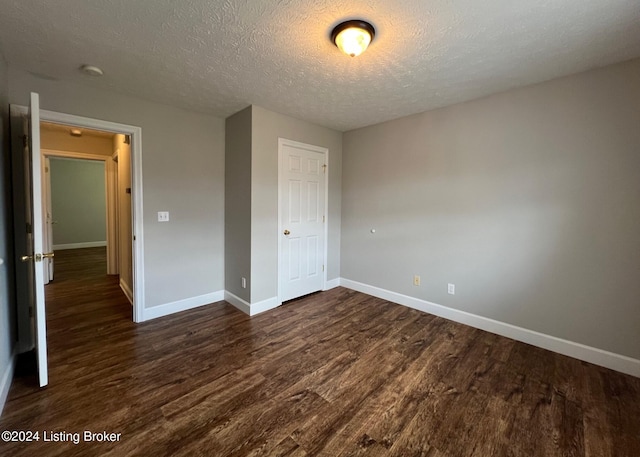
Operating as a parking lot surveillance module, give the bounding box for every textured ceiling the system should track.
[1,0,639,131]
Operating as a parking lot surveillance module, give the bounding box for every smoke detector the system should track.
[80,65,104,76]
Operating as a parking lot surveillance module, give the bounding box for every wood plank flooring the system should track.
[1,247,639,456]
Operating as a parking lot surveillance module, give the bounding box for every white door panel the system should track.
[279,140,327,302]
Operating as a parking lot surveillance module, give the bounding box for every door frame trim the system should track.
[277,137,329,304]
[12,105,146,323]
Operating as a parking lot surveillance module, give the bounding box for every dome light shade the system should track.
[331,20,375,57]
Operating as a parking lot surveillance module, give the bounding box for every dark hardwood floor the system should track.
[1,247,639,456]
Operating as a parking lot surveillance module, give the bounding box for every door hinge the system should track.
[26,222,32,234]
[22,134,28,148]
[322,265,325,272]
[322,164,327,174]
[28,306,33,318]
[322,215,325,223]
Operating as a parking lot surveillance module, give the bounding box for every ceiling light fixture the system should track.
[80,64,104,76]
[331,20,375,57]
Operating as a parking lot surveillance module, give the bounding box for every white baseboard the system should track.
[340,278,640,378]
[143,291,225,321]
[249,296,281,316]
[224,291,281,316]
[324,278,341,290]
[224,291,251,315]
[53,241,107,250]
[0,348,17,417]
[120,279,133,305]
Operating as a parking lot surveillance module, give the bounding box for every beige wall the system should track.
[251,105,342,303]
[9,68,225,309]
[224,107,252,302]
[114,134,133,294]
[341,58,640,359]
[41,128,112,156]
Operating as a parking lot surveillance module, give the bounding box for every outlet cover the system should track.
[448,283,455,295]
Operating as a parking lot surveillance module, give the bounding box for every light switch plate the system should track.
[158,211,170,222]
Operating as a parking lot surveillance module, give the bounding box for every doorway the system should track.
[10,104,145,358]
[44,156,107,283]
[41,121,134,307]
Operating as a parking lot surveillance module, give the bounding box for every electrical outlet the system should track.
[157,211,170,222]
[413,275,420,286]
[448,283,455,295]
[242,277,247,289]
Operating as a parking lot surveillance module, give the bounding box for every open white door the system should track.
[21,92,50,387]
